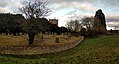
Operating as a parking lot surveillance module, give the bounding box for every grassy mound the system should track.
[0,35,119,64]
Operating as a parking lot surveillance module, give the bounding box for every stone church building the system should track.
[49,19,58,26]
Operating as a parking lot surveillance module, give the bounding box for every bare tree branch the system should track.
[81,16,94,31]
[66,20,82,32]
[19,0,51,19]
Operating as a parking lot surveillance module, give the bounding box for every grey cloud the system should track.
[49,0,119,11]
[49,0,97,4]
[106,17,119,27]
[67,14,81,20]
[0,0,23,13]
[0,0,9,7]
[107,22,119,27]
[107,18,119,22]
[65,10,77,15]
[101,0,119,6]
[106,15,119,22]
[52,1,97,12]
[67,13,93,20]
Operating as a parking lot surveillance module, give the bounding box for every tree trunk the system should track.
[28,32,36,45]
[13,32,16,36]
[0,32,2,35]
[5,32,8,35]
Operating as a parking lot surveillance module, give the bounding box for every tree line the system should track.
[0,14,24,35]
[66,9,107,37]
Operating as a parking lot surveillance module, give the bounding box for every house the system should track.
[49,19,58,26]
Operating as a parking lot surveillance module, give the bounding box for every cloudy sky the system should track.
[0,0,119,30]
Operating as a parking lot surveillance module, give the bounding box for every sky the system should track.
[0,0,119,30]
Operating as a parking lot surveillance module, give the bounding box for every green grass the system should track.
[0,35,119,64]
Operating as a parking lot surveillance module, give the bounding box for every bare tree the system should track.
[19,0,51,19]
[81,16,96,37]
[66,20,82,32]
[81,16,94,31]
[19,0,51,45]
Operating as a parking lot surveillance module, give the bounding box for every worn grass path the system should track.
[0,35,119,64]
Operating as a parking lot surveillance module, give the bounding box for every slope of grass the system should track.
[0,35,119,64]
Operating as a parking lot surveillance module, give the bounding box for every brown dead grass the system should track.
[0,34,80,46]
[0,35,27,46]
[34,34,80,46]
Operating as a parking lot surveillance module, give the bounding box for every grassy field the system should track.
[0,34,79,46]
[0,35,119,64]
[0,35,27,46]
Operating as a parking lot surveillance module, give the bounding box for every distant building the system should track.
[49,19,58,26]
